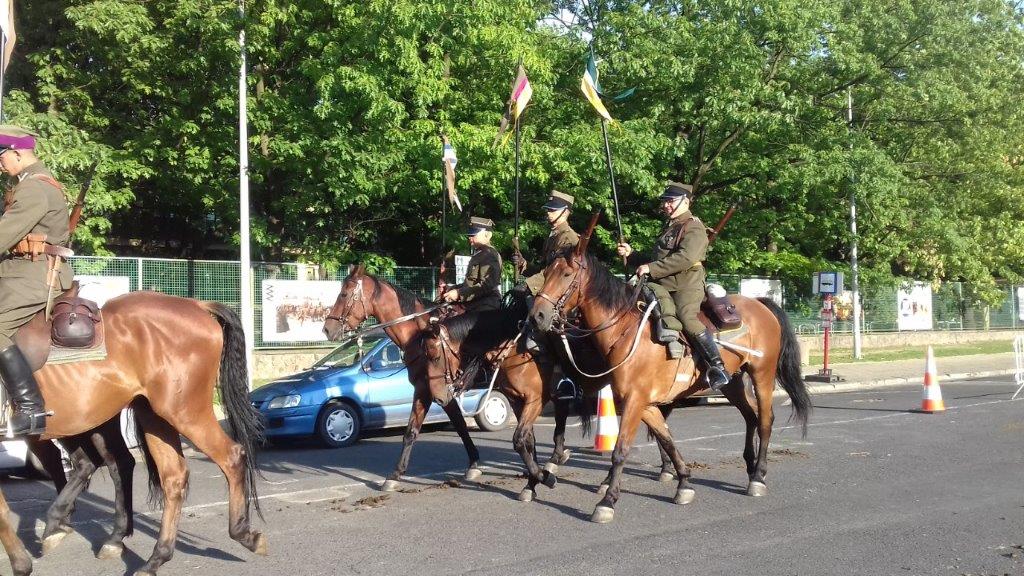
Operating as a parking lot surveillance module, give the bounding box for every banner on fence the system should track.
[897,282,933,330]
[739,278,783,305]
[1018,287,1024,321]
[75,275,131,307]
[261,280,341,343]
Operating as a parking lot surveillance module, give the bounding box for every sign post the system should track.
[807,272,845,383]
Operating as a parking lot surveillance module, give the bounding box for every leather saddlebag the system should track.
[701,285,741,331]
[51,297,100,348]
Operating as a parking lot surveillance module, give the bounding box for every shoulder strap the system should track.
[27,173,65,191]
[673,217,696,249]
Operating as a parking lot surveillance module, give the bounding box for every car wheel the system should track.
[475,391,511,431]
[316,401,361,448]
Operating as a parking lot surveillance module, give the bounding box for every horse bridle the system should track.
[325,278,368,331]
[536,255,644,337]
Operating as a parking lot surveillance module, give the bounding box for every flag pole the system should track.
[599,118,625,265]
[438,133,447,298]
[0,33,6,119]
[513,116,522,281]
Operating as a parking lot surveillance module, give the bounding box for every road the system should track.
[2,376,1022,576]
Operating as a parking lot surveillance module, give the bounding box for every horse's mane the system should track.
[548,248,636,313]
[440,292,530,357]
[364,275,429,316]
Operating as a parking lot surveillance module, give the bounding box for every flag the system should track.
[442,135,462,212]
[0,0,14,74]
[494,63,533,146]
[580,51,612,122]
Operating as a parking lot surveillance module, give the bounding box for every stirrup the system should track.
[705,366,730,391]
[6,411,50,438]
[553,378,578,401]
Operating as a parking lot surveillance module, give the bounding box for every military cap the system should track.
[542,190,574,212]
[0,125,38,151]
[659,181,693,200]
[466,216,495,236]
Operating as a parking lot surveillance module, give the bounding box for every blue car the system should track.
[250,329,512,447]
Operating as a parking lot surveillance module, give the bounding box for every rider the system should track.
[616,181,729,390]
[0,125,75,436]
[442,216,502,312]
[511,190,580,399]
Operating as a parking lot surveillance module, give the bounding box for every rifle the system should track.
[68,160,100,243]
[707,202,738,245]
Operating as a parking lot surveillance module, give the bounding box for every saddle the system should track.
[12,282,106,372]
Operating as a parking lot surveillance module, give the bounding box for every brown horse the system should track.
[322,268,485,490]
[0,291,266,576]
[529,240,811,523]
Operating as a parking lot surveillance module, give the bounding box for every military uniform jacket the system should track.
[628,211,707,292]
[524,222,580,294]
[456,244,502,307]
[0,161,74,290]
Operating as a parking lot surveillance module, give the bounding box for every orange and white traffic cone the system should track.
[921,346,946,413]
[593,385,619,452]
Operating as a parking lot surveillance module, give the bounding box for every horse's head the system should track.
[323,264,372,340]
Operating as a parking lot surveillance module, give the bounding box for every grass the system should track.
[809,339,1015,365]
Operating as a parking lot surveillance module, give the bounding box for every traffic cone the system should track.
[920,346,946,413]
[593,385,619,452]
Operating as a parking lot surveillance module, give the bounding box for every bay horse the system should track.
[322,266,485,490]
[529,237,811,523]
[0,291,266,576]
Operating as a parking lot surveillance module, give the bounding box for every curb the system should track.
[794,368,1019,396]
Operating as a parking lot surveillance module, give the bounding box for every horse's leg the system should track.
[93,418,136,559]
[543,398,572,474]
[656,405,677,482]
[134,411,189,576]
[164,409,266,558]
[640,406,694,505]
[40,442,95,555]
[511,399,550,502]
[748,366,776,497]
[440,400,482,481]
[380,386,431,492]
[0,488,32,576]
[722,372,761,494]
[591,394,644,524]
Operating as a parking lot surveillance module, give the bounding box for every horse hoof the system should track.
[590,505,615,524]
[673,488,696,505]
[543,461,559,474]
[464,467,482,482]
[41,532,68,555]
[380,479,400,492]
[517,488,535,502]
[596,483,609,497]
[658,471,676,483]
[11,557,32,576]
[252,532,268,556]
[97,543,124,560]
[746,481,767,497]
[557,449,572,465]
[542,472,558,489]
[133,570,157,576]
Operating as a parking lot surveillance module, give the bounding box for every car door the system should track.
[363,341,419,428]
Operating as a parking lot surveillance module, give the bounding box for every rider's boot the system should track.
[644,291,683,359]
[0,345,48,436]
[693,330,730,391]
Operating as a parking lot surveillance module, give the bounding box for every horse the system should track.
[529,237,811,523]
[0,291,266,576]
[322,266,485,490]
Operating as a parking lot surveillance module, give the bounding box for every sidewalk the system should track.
[800,351,1019,395]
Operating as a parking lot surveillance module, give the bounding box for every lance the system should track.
[439,134,448,297]
[512,115,523,280]
[599,119,625,266]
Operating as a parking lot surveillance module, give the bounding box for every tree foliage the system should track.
[7,0,1023,300]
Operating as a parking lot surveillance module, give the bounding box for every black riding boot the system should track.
[0,345,48,436]
[644,291,684,359]
[693,330,730,391]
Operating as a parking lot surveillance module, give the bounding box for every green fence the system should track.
[67,256,1023,348]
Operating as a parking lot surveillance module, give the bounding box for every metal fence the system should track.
[67,256,1023,348]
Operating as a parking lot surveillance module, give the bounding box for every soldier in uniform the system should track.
[511,191,580,399]
[0,125,75,435]
[441,216,502,312]
[617,181,729,390]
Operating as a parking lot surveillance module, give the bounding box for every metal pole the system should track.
[848,88,863,359]
[0,34,6,120]
[238,0,255,388]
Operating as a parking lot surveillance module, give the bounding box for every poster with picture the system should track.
[261,280,341,343]
[896,282,933,330]
[739,278,783,306]
[74,275,132,307]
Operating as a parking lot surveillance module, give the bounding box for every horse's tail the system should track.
[129,399,165,510]
[204,302,265,519]
[757,297,812,437]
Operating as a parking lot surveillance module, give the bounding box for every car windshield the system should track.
[312,337,387,369]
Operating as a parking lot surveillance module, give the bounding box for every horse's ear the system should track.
[575,211,601,256]
[353,263,366,276]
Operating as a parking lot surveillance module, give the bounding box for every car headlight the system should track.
[267,395,301,409]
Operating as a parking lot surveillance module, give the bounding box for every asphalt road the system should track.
[2,376,1022,576]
